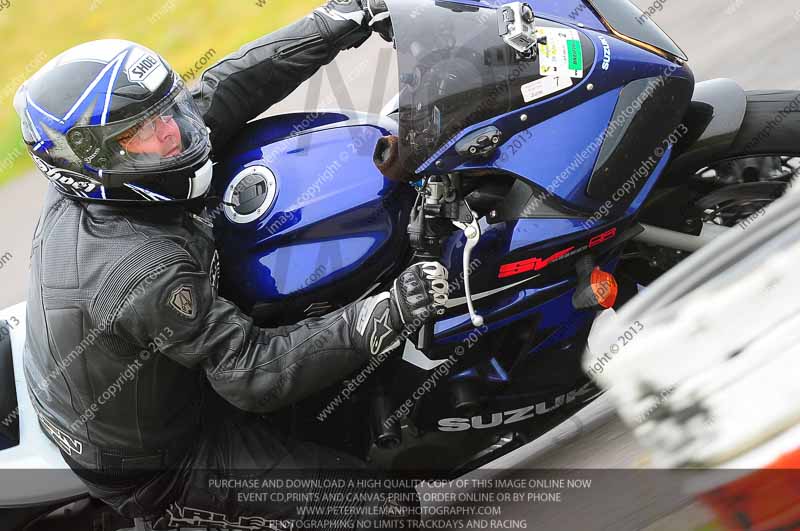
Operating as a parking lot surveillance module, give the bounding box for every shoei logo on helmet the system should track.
[31,155,98,194]
[128,55,160,82]
[125,50,168,91]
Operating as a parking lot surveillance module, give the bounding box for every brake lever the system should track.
[452,205,484,328]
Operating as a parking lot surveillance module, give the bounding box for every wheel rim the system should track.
[694,156,798,226]
[696,156,800,184]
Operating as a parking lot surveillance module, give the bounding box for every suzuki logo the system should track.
[437,382,596,432]
[598,35,612,71]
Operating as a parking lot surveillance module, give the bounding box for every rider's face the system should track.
[118,115,184,158]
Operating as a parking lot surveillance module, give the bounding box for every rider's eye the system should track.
[117,130,136,145]
[118,115,174,147]
[136,121,158,141]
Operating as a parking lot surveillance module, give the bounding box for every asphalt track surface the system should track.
[1,1,798,528]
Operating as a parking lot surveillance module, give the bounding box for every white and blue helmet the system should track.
[14,39,213,202]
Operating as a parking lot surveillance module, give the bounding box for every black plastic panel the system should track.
[493,177,586,220]
[586,75,694,210]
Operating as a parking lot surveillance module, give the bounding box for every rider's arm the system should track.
[192,1,372,152]
[102,234,445,413]
[106,240,371,413]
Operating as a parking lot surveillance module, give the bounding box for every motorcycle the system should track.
[2,0,799,528]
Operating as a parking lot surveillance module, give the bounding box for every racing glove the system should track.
[361,0,394,42]
[314,0,373,50]
[316,0,393,43]
[351,262,449,355]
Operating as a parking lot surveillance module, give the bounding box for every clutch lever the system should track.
[452,206,484,328]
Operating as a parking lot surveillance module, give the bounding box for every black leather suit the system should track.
[24,4,417,528]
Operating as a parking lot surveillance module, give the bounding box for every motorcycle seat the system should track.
[0,302,89,508]
[0,319,19,449]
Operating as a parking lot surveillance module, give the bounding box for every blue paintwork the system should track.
[212,116,402,309]
[452,357,510,382]
[508,218,596,254]
[435,279,573,341]
[489,89,622,212]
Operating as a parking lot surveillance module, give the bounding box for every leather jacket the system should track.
[24,4,375,473]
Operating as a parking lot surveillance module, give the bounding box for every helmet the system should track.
[14,39,212,202]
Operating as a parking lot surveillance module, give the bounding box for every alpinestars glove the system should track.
[313,0,372,50]
[351,262,449,355]
[361,0,393,42]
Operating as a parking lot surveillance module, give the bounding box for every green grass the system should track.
[0,121,28,186]
[0,0,322,185]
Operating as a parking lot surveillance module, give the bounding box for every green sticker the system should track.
[567,39,583,72]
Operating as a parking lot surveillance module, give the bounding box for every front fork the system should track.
[408,175,485,349]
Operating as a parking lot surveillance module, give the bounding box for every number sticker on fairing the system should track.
[537,27,584,78]
[521,76,573,103]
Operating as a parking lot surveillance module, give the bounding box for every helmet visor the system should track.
[66,83,209,174]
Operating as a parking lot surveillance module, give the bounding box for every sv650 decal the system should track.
[498,227,618,279]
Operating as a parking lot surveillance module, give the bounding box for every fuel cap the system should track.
[223,165,278,224]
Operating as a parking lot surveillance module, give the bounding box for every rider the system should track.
[14,0,446,528]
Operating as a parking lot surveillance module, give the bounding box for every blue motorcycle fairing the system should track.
[420,26,693,210]
[508,218,602,254]
[434,278,573,342]
[432,209,630,350]
[435,216,613,305]
[482,89,622,212]
[439,214,629,299]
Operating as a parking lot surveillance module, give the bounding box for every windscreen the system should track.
[587,0,687,60]
[388,0,544,173]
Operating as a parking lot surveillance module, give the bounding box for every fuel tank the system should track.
[211,111,412,325]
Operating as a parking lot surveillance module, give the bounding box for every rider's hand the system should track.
[390,262,449,328]
[316,0,393,43]
[350,262,449,356]
[315,0,373,50]
[359,0,394,42]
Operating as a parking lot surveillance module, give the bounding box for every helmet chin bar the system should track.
[189,159,214,198]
